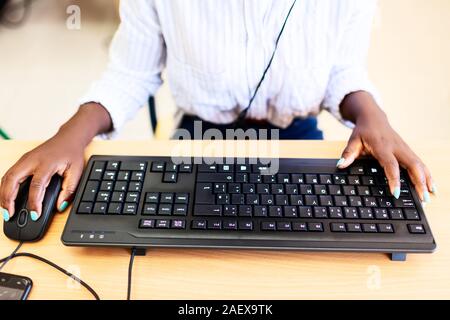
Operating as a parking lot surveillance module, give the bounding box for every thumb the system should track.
[56,161,83,213]
[337,132,363,169]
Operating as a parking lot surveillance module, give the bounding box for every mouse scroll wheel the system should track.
[17,209,28,227]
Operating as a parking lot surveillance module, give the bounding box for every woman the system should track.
[0,0,435,221]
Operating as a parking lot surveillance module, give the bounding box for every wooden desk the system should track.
[1,140,449,300]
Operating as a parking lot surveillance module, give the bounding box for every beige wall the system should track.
[0,0,449,141]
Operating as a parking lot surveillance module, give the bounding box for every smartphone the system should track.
[0,272,32,300]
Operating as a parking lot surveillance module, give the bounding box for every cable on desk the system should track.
[0,251,100,300]
[127,247,137,300]
[0,241,23,271]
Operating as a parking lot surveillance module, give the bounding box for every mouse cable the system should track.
[0,249,100,300]
[0,241,23,272]
[127,247,137,300]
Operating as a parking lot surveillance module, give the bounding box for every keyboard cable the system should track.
[127,247,137,300]
[0,242,100,300]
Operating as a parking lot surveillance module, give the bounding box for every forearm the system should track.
[339,91,387,125]
[54,103,113,147]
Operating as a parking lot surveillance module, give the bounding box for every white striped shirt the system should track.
[80,0,380,137]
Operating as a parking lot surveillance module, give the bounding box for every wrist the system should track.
[55,102,112,148]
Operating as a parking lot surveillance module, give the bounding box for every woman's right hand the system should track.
[0,136,85,221]
[0,102,113,222]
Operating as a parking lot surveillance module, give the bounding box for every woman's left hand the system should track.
[338,92,436,203]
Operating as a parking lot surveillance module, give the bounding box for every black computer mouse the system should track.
[3,175,62,242]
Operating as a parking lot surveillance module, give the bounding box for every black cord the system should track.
[0,251,100,300]
[235,0,297,128]
[0,241,23,271]
[127,248,137,300]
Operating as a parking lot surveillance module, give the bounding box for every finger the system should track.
[337,133,363,169]
[405,160,429,203]
[0,165,33,221]
[423,165,436,194]
[56,161,84,212]
[395,151,431,203]
[27,170,54,221]
[374,151,401,199]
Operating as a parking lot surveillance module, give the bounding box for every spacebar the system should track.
[193,205,222,216]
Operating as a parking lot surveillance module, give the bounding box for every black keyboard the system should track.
[61,156,436,261]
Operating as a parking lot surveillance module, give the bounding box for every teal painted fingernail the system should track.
[59,201,69,212]
[423,191,431,203]
[30,211,39,221]
[336,158,345,167]
[2,208,10,222]
[393,187,401,199]
[431,184,437,194]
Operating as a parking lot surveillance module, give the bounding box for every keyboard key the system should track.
[90,161,106,180]
[269,206,282,217]
[179,164,193,173]
[292,222,308,231]
[93,202,107,214]
[194,205,222,216]
[158,204,172,215]
[319,175,333,184]
[308,222,324,232]
[117,171,130,181]
[378,223,394,233]
[404,209,420,220]
[261,222,276,231]
[207,220,222,230]
[299,206,313,218]
[128,182,142,192]
[224,221,238,230]
[139,219,155,229]
[305,174,318,184]
[218,164,234,173]
[192,220,207,229]
[111,192,125,202]
[156,219,170,229]
[394,198,415,208]
[277,222,292,231]
[175,193,189,204]
[107,203,122,215]
[344,207,358,219]
[123,203,137,215]
[173,204,188,216]
[142,204,158,215]
[291,174,304,184]
[346,223,362,232]
[166,163,178,172]
[254,206,268,217]
[114,181,128,192]
[161,193,174,203]
[96,192,110,203]
[126,192,140,203]
[78,202,93,214]
[198,164,217,172]
[239,221,253,231]
[359,207,374,219]
[349,166,364,175]
[151,162,165,172]
[329,207,343,219]
[238,205,253,217]
[284,206,298,218]
[374,208,389,220]
[103,171,116,181]
[362,223,378,233]
[82,181,99,202]
[163,172,177,183]
[121,161,146,172]
[389,209,404,220]
[100,181,114,191]
[171,220,186,229]
[106,161,120,171]
[408,224,425,234]
[145,192,160,203]
[330,223,346,232]
[198,173,233,183]
[131,171,145,181]
[195,183,215,204]
[223,205,238,216]
[314,207,328,218]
